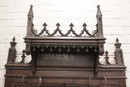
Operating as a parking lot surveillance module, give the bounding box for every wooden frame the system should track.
[4,5,126,87]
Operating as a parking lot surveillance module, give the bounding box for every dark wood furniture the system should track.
[4,5,126,87]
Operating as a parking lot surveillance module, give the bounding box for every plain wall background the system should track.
[0,0,130,86]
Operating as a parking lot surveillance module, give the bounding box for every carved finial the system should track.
[28,5,34,17]
[114,38,124,65]
[69,23,74,27]
[8,37,17,64]
[96,5,102,18]
[26,5,34,37]
[30,5,33,8]
[83,23,87,27]
[105,51,109,64]
[12,37,15,42]
[116,38,119,43]
[43,23,47,27]
[56,23,60,26]
[21,50,26,63]
[96,5,103,37]
[115,38,121,48]
[10,37,17,47]
[97,5,100,8]
[105,51,108,55]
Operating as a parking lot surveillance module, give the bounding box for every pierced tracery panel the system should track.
[32,23,98,37]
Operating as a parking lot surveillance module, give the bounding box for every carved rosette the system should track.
[7,37,17,64]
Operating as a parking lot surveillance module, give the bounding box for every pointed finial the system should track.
[12,37,15,42]
[10,37,17,47]
[83,23,87,27]
[22,50,26,53]
[115,38,121,48]
[69,23,74,27]
[116,38,119,43]
[43,23,47,26]
[56,23,60,26]
[97,5,100,8]
[105,50,109,65]
[105,51,108,55]
[96,5,102,18]
[30,5,33,8]
[28,5,34,17]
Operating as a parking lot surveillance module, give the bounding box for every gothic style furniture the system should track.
[4,5,126,87]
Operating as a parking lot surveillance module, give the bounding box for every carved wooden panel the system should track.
[36,54,94,67]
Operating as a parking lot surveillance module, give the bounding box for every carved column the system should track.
[96,5,103,37]
[115,38,124,65]
[26,5,34,37]
[96,5,105,56]
[25,5,34,55]
[7,37,17,64]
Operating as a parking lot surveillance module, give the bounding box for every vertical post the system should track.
[26,5,34,37]
[32,56,36,76]
[32,51,37,76]
[96,5,103,37]
[96,5,105,55]
[25,5,34,55]
[94,52,98,77]
[114,38,124,65]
